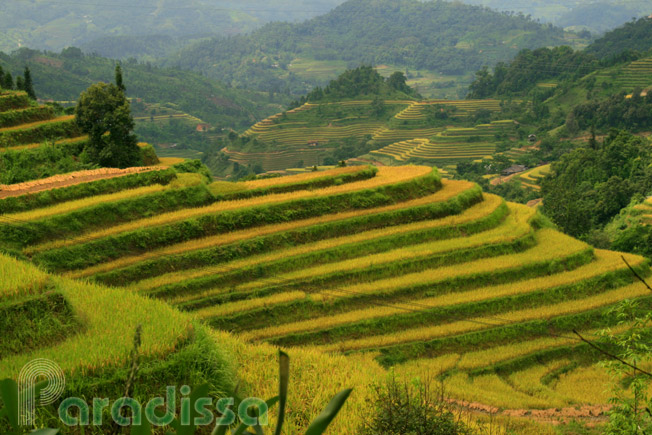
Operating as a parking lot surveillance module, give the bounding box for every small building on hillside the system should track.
[502,164,527,176]
[307,141,320,147]
[196,123,210,133]
[528,134,537,143]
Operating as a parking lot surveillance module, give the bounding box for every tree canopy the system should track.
[75,82,141,168]
[541,130,652,238]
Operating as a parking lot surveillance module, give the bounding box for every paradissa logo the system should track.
[58,386,270,427]
[19,359,269,428]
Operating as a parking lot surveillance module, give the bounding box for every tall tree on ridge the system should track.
[115,63,126,92]
[23,67,36,99]
[3,72,13,90]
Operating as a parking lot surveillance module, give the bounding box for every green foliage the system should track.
[585,17,652,59]
[0,119,81,149]
[22,67,35,100]
[0,106,54,129]
[139,143,159,165]
[611,224,652,259]
[0,140,93,185]
[0,292,78,357]
[290,66,418,108]
[598,299,652,434]
[171,159,213,183]
[467,46,598,98]
[360,376,473,435]
[541,130,652,238]
[569,91,652,132]
[75,82,142,167]
[0,92,30,112]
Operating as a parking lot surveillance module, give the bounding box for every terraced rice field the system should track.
[393,99,502,121]
[234,98,507,171]
[372,120,515,162]
[513,164,551,190]
[3,162,650,415]
[615,57,652,89]
[635,196,652,224]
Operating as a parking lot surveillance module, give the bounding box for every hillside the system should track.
[0,0,343,54]
[0,47,289,163]
[206,66,523,175]
[168,0,579,97]
[1,163,651,432]
[585,16,652,59]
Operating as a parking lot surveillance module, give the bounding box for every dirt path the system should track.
[447,398,610,425]
[490,172,519,186]
[0,166,166,199]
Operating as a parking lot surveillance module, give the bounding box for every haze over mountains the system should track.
[1,0,650,58]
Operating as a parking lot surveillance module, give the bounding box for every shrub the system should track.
[360,375,474,435]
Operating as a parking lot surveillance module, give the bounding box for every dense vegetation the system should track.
[170,0,568,93]
[467,46,599,98]
[568,90,652,133]
[542,130,652,239]
[291,66,418,106]
[585,17,652,59]
[0,48,282,129]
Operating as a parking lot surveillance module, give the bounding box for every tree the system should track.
[387,71,409,93]
[3,72,13,90]
[23,66,36,99]
[115,63,126,92]
[15,76,24,91]
[75,82,142,168]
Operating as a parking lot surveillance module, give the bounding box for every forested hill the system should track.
[0,48,282,129]
[167,0,568,93]
[585,16,652,59]
[466,17,652,99]
[0,0,344,54]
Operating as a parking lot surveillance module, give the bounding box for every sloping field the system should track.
[3,162,650,420]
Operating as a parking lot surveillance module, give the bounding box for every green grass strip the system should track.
[0,291,81,357]
[0,168,177,214]
[269,264,645,348]
[0,92,30,112]
[207,247,594,332]
[0,118,81,148]
[155,191,501,302]
[33,171,441,272]
[0,106,55,129]
[94,184,483,287]
[192,230,535,314]
[376,293,652,367]
[1,183,217,246]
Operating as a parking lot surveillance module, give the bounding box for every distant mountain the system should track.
[585,16,652,59]
[0,0,344,54]
[167,0,569,94]
[459,0,650,34]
